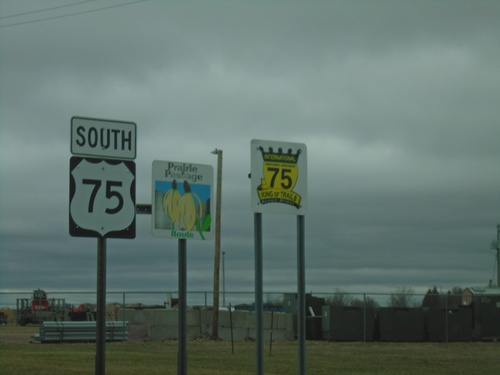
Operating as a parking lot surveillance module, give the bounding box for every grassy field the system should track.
[1,326,499,374]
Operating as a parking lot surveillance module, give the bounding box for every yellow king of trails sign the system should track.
[258,147,302,208]
[251,139,307,215]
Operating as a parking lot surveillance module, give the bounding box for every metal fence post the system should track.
[363,293,367,343]
[122,292,126,322]
[445,293,449,344]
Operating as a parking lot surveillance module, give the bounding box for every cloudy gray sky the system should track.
[1,0,499,306]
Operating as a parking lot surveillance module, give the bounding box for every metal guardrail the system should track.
[33,321,128,343]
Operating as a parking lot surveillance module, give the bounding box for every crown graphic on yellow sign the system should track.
[257,146,302,209]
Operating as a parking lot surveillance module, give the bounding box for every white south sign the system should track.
[71,116,137,160]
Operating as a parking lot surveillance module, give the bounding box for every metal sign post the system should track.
[69,116,137,375]
[297,215,306,375]
[254,212,263,374]
[152,160,214,375]
[250,139,307,375]
[178,239,187,375]
[96,237,107,375]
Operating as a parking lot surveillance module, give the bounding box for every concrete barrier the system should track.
[118,307,294,341]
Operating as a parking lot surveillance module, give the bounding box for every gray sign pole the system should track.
[254,212,264,375]
[297,215,306,375]
[96,237,107,375]
[178,238,187,375]
[250,139,307,375]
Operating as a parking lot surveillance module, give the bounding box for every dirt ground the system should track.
[0,325,39,344]
[0,324,146,344]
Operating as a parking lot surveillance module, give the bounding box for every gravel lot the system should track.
[0,325,39,344]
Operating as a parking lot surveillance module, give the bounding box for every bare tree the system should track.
[326,288,352,307]
[422,286,441,308]
[447,287,464,308]
[351,296,379,309]
[422,286,464,309]
[388,287,416,308]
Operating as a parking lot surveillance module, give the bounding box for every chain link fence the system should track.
[2,289,495,342]
[0,290,444,310]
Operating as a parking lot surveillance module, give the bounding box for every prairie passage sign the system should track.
[152,160,213,240]
[251,139,307,215]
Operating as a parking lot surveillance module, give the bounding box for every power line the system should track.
[0,0,150,29]
[0,0,99,19]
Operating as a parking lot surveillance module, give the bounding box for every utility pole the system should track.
[491,224,500,287]
[222,251,226,307]
[211,149,222,339]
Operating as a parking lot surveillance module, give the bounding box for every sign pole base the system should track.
[254,213,263,375]
[297,215,306,375]
[178,239,187,375]
[96,237,107,375]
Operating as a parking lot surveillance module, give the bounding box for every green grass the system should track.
[1,326,499,374]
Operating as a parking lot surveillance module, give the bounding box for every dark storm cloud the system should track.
[1,0,499,301]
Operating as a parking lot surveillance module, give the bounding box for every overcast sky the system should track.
[1,0,499,306]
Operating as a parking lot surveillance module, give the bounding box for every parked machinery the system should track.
[16,289,68,325]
